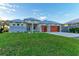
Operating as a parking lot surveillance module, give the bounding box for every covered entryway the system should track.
[50,26,60,32]
[27,23,32,32]
[42,25,47,32]
[33,24,38,32]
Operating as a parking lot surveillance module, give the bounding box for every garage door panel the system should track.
[42,26,47,32]
[50,26,59,32]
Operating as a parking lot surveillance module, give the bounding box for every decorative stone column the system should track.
[47,24,50,32]
[25,23,27,32]
[59,25,61,32]
[38,24,41,32]
[32,23,34,32]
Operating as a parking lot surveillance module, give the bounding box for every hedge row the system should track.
[69,28,79,33]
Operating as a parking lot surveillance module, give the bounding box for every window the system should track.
[64,24,68,27]
[13,24,15,26]
[21,24,23,26]
[33,26,36,29]
[27,26,30,31]
[17,24,19,26]
[33,24,37,30]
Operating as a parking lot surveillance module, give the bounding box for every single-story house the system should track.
[9,18,61,32]
[61,18,79,32]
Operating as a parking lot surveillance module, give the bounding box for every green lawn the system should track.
[0,32,79,56]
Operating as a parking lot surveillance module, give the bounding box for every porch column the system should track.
[26,23,27,32]
[38,24,41,32]
[32,23,34,32]
[59,25,62,32]
[47,24,50,32]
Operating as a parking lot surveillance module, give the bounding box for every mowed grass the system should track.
[0,32,79,55]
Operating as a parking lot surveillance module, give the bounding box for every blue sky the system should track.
[0,3,79,23]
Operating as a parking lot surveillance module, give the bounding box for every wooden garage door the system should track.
[50,26,59,32]
[42,25,47,32]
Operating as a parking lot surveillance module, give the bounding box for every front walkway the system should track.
[48,32,79,37]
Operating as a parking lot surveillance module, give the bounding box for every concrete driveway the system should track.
[48,32,79,37]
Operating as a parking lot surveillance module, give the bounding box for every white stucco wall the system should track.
[9,22,27,32]
[9,20,61,32]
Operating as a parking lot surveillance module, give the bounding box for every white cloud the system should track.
[0,6,8,9]
[0,3,19,20]
[0,3,17,14]
[0,3,17,8]
[1,17,8,20]
[32,9,47,19]
[32,9,42,16]
[32,9,40,12]
[63,13,72,17]
[33,12,37,15]
[40,16,47,20]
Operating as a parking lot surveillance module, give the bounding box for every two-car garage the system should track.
[40,20,60,32]
[41,25,60,32]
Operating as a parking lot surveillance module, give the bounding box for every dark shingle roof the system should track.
[24,18,40,21]
[9,18,60,24]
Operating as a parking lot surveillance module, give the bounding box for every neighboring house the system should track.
[9,18,61,32]
[61,18,79,32]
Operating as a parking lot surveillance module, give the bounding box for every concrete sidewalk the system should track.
[48,32,79,37]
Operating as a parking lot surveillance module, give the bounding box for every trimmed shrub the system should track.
[69,28,79,33]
